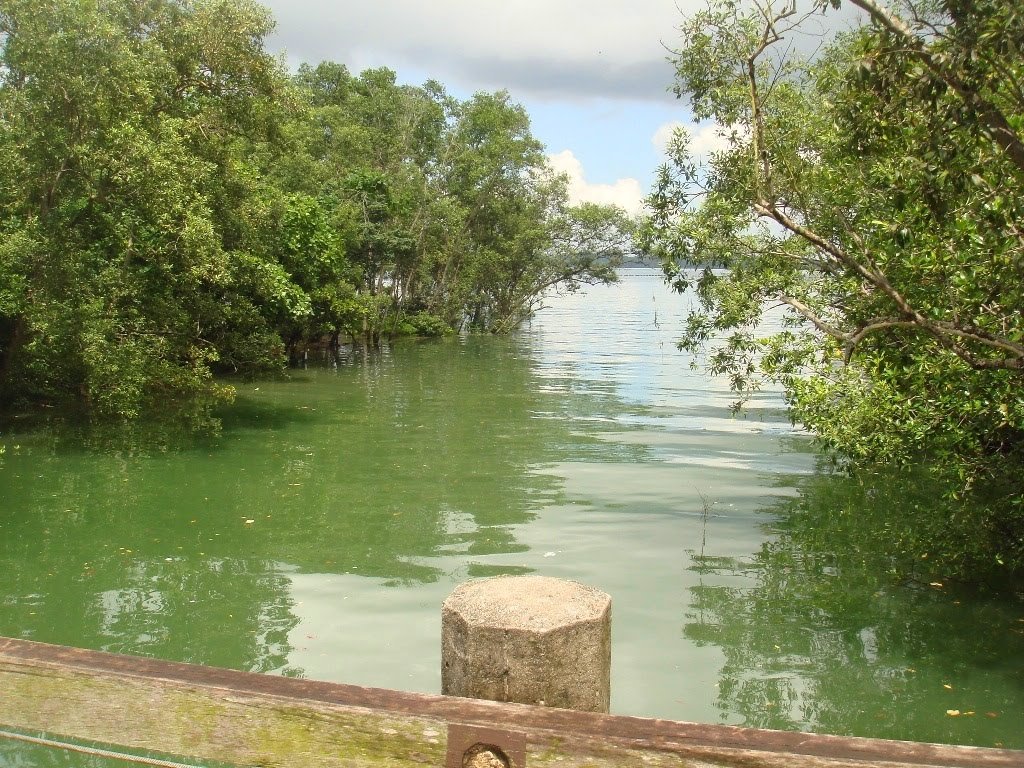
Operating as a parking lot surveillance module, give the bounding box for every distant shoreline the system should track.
[618,261,661,270]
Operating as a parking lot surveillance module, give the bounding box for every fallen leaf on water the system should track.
[929,582,943,587]
[943,684,953,690]
[946,710,960,716]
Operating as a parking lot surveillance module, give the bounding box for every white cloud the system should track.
[652,121,686,155]
[547,149,645,216]
[262,0,698,102]
[652,121,737,164]
[651,121,749,171]
[262,0,865,104]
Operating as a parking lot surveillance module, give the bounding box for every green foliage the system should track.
[642,0,1024,579]
[397,312,452,338]
[0,0,292,415]
[278,68,632,344]
[0,0,635,418]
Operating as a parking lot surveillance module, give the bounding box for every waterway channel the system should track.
[1,269,1021,756]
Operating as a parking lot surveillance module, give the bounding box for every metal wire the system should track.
[0,728,222,768]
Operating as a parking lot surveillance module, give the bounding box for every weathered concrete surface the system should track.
[441,576,612,713]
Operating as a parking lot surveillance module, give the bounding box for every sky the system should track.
[258,0,861,216]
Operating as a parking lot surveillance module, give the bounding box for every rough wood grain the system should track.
[0,637,1019,768]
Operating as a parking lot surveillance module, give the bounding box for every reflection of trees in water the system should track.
[209,335,643,584]
[0,414,302,676]
[0,334,643,674]
[1,546,301,677]
[94,558,300,674]
[684,471,1024,748]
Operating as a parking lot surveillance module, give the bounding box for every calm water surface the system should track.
[1,270,1022,754]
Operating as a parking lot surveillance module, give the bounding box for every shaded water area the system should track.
[1,270,1022,757]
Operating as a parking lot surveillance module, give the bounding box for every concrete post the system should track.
[441,575,611,713]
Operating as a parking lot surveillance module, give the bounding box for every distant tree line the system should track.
[0,0,632,417]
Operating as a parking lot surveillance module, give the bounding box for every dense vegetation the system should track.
[642,0,1024,579]
[4,0,1020,582]
[0,0,630,418]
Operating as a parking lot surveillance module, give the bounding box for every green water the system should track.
[1,270,1022,755]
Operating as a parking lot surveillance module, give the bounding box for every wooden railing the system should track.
[0,636,1019,768]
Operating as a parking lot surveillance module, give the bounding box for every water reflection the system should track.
[0,333,645,679]
[685,469,1024,748]
[2,272,1022,749]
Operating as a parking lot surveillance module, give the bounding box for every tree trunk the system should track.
[0,316,28,405]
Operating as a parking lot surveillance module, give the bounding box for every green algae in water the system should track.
[0,272,1021,751]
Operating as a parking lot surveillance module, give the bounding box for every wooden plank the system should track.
[0,637,1019,768]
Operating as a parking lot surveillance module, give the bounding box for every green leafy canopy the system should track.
[0,0,636,419]
[641,0,1024,580]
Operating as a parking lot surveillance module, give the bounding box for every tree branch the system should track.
[777,294,848,341]
[761,202,1024,368]
[847,0,1024,176]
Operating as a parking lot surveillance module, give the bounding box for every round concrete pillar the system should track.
[441,575,611,712]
